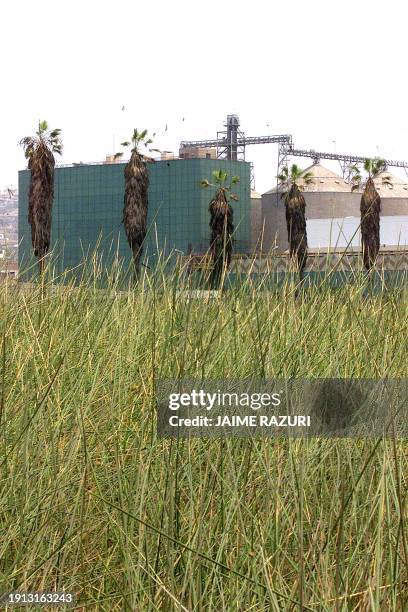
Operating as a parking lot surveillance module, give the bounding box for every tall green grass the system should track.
[0,257,407,610]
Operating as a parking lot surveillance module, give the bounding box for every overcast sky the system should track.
[2,0,408,194]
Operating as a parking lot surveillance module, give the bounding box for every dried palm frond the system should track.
[284,183,308,276]
[27,143,55,265]
[123,150,150,279]
[201,170,238,289]
[19,121,62,273]
[350,159,388,271]
[122,129,155,279]
[278,165,311,279]
[208,187,234,289]
[360,177,381,270]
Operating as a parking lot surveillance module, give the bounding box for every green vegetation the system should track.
[0,262,407,610]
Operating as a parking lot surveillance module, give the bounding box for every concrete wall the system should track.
[250,194,263,253]
[261,192,288,253]
[381,198,408,215]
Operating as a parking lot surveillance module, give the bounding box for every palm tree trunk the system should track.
[209,189,234,289]
[360,177,381,271]
[123,151,149,279]
[284,184,308,279]
[28,143,55,274]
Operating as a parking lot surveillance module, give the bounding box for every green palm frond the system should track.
[302,171,314,186]
[212,169,228,185]
[349,164,360,176]
[364,158,386,178]
[278,164,313,194]
[350,171,362,183]
[38,120,48,134]
[348,163,362,189]
[363,159,372,174]
[19,121,63,159]
[373,158,386,178]
[290,164,306,183]
[201,170,239,201]
[122,128,154,153]
[277,166,289,183]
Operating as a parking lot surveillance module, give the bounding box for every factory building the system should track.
[179,146,217,160]
[18,158,251,277]
[17,122,408,282]
[372,171,408,247]
[260,164,408,253]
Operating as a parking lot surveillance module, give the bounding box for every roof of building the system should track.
[264,163,351,195]
[374,171,408,197]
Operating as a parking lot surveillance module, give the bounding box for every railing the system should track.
[180,134,292,149]
[55,159,130,169]
[54,155,252,169]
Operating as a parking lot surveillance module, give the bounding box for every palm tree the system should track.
[201,169,239,289]
[350,159,391,270]
[121,129,156,279]
[19,121,62,273]
[277,164,314,279]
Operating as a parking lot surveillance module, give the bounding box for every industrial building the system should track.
[260,164,408,254]
[18,157,251,277]
[17,114,408,280]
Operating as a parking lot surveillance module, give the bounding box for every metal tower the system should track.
[179,116,291,162]
[179,115,408,184]
[217,115,244,160]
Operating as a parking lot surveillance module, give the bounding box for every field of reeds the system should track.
[0,260,407,611]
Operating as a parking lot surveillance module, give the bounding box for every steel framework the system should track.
[280,144,408,178]
[179,115,408,184]
[179,134,292,156]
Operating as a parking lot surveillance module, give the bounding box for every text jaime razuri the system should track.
[167,389,311,428]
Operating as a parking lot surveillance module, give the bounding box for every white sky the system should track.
[2,0,408,194]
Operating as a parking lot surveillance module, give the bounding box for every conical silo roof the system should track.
[374,171,408,197]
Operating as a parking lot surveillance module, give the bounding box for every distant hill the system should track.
[0,188,18,261]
